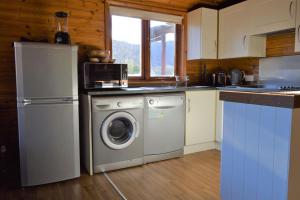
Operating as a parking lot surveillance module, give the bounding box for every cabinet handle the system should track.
[243,35,247,47]
[188,98,191,113]
[214,40,217,49]
[298,25,300,42]
[289,1,294,18]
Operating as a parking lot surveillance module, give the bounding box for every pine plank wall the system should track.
[0,0,298,186]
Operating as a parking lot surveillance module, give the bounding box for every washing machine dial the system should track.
[149,99,154,105]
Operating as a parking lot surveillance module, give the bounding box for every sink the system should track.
[123,86,178,91]
[188,85,211,89]
[123,85,211,92]
[139,86,177,90]
[122,88,145,91]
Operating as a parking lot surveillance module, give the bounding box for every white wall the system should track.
[259,55,300,85]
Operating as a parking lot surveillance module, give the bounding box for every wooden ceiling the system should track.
[150,0,230,10]
[113,0,245,11]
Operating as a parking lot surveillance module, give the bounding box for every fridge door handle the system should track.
[21,98,76,106]
[22,99,32,106]
[62,97,75,102]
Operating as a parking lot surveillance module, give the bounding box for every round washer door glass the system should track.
[101,112,139,150]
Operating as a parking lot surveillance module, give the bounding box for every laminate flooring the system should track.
[1,150,220,200]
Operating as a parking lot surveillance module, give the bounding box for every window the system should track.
[112,15,142,77]
[109,7,182,81]
[150,21,176,77]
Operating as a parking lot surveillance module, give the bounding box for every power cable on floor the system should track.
[104,172,128,200]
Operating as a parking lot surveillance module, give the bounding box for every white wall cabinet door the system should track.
[249,0,296,35]
[187,8,218,60]
[185,90,216,145]
[219,1,266,59]
[295,0,300,52]
[216,91,224,144]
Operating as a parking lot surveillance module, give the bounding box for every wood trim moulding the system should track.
[220,91,300,109]
[182,13,188,77]
[184,142,217,155]
[104,1,112,52]
[105,0,187,16]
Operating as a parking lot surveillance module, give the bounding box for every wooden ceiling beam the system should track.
[105,0,187,15]
[106,0,247,14]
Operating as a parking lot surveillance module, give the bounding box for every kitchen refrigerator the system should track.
[14,42,80,186]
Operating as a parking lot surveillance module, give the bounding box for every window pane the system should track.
[112,15,142,76]
[150,21,176,77]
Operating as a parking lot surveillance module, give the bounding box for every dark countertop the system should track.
[220,90,300,108]
[83,86,216,96]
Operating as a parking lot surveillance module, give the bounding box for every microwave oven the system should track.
[82,62,128,89]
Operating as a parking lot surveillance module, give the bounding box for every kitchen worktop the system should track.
[83,85,216,96]
[220,90,300,108]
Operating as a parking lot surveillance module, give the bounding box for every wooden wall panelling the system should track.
[0,0,106,186]
[220,58,259,80]
[186,58,259,85]
[186,59,220,84]
[266,30,300,57]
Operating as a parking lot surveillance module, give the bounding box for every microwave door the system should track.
[83,63,127,89]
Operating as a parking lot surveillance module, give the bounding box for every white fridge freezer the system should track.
[14,42,80,186]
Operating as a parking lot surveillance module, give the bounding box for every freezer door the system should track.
[18,101,80,186]
[14,42,78,100]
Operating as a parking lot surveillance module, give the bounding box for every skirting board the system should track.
[184,141,218,155]
[216,141,221,151]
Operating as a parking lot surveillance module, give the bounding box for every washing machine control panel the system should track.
[92,96,144,111]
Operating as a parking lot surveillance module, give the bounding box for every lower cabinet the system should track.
[221,101,300,200]
[185,90,216,146]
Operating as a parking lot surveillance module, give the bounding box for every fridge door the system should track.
[14,42,78,101]
[18,100,80,186]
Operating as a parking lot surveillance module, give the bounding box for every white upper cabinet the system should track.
[249,0,296,35]
[219,1,266,59]
[187,8,218,60]
[295,0,300,52]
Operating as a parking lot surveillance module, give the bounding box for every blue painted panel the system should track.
[257,106,276,200]
[243,104,261,200]
[221,102,293,200]
[221,102,237,200]
[272,108,292,200]
[231,103,246,200]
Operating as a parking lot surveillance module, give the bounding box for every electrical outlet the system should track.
[0,145,6,153]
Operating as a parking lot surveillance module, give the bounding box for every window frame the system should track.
[106,5,183,82]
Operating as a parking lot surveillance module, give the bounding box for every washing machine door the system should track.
[101,111,139,150]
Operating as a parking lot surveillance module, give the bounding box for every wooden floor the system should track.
[1,150,220,200]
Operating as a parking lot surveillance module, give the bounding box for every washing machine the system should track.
[92,96,144,173]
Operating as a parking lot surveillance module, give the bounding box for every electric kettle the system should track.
[230,69,245,85]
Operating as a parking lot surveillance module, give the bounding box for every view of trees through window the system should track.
[112,15,176,78]
[112,15,142,76]
[150,21,175,77]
